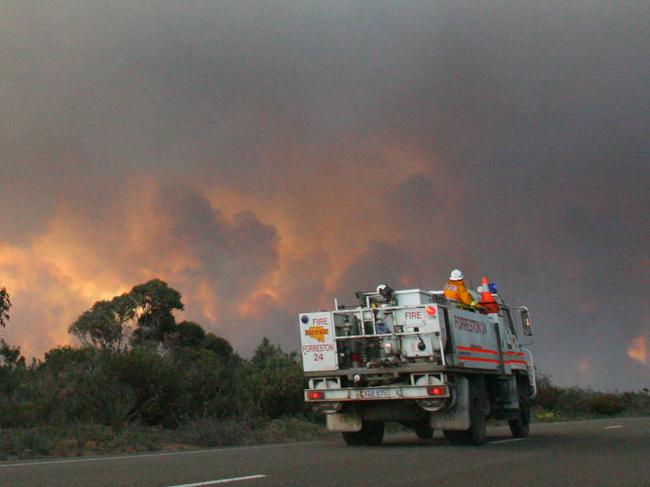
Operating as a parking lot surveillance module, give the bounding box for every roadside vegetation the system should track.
[532,373,650,422]
[0,281,326,460]
[0,282,648,459]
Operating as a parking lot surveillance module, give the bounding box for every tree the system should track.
[68,298,132,351]
[129,279,183,343]
[0,288,23,367]
[0,340,24,368]
[171,322,234,362]
[0,287,11,328]
[201,333,234,360]
[175,321,206,348]
[68,279,186,349]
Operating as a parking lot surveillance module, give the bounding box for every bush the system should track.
[109,347,185,427]
[589,394,624,416]
[534,410,560,422]
[0,427,56,459]
[91,425,168,453]
[175,416,327,448]
[252,418,329,444]
[620,390,650,416]
[175,417,253,447]
[247,338,307,419]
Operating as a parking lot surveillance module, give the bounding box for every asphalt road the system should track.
[2,417,649,487]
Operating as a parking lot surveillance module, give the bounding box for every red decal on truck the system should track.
[457,346,498,355]
[304,325,329,343]
[505,359,528,365]
[503,351,526,357]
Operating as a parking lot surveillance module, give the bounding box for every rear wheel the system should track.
[414,423,434,440]
[342,421,385,446]
[342,431,365,445]
[447,380,487,445]
[443,429,462,444]
[509,390,530,438]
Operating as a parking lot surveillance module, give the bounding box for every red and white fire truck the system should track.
[300,282,535,445]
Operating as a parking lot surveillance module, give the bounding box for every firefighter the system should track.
[444,269,477,307]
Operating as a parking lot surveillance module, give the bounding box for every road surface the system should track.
[2,417,649,487]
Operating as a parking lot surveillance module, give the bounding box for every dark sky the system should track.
[1,1,648,390]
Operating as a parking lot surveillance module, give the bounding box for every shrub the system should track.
[247,338,306,419]
[589,394,624,416]
[535,410,559,422]
[252,417,328,444]
[0,427,56,459]
[175,417,253,447]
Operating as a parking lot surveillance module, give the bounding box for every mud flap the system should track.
[430,376,470,430]
[327,410,362,432]
[503,376,520,410]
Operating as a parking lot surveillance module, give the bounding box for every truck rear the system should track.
[300,285,535,445]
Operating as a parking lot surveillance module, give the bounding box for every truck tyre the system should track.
[448,381,487,445]
[509,392,530,438]
[414,423,434,440]
[342,431,365,446]
[443,429,462,444]
[342,421,385,446]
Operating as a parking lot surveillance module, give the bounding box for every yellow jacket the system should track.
[444,279,476,306]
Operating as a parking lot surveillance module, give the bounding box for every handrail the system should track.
[523,348,537,397]
[334,331,437,340]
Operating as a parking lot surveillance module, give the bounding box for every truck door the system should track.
[502,308,526,371]
[503,308,518,350]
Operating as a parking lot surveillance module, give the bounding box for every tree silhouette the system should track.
[0,287,11,328]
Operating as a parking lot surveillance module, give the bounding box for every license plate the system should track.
[360,388,390,399]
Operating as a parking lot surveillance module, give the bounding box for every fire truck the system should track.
[299,281,535,445]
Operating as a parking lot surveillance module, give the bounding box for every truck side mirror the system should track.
[518,306,533,336]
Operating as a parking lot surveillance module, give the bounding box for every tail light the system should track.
[307,390,324,400]
[427,386,447,396]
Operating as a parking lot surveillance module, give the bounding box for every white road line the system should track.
[0,442,316,469]
[489,438,527,445]
[167,474,266,487]
[605,425,623,429]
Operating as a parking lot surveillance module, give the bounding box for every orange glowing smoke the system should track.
[627,336,647,364]
[0,143,449,358]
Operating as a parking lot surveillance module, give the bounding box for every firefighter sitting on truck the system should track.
[444,269,478,307]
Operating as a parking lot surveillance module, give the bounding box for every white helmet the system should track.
[376,284,387,293]
[449,269,464,281]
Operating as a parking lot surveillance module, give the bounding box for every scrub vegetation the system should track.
[0,281,324,460]
[532,373,650,421]
[0,282,648,459]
